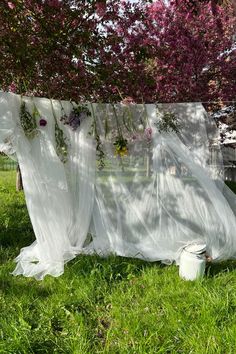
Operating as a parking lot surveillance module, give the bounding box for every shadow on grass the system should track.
[0,229,34,249]
[0,276,54,298]
[0,253,167,298]
[206,260,236,277]
[2,249,236,300]
[65,254,168,288]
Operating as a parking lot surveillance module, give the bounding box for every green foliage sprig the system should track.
[50,100,69,164]
[90,105,106,170]
[88,121,106,170]
[55,122,69,164]
[157,111,180,133]
[20,100,38,139]
[96,133,106,170]
[72,104,91,117]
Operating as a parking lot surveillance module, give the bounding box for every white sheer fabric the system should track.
[87,104,236,263]
[0,92,17,157]
[0,93,95,279]
[0,92,236,280]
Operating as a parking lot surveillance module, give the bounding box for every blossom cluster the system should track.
[1,0,235,103]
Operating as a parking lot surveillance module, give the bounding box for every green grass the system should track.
[1,171,236,353]
[225,180,236,195]
[0,155,17,171]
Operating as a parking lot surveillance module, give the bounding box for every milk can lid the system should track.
[184,243,206,254]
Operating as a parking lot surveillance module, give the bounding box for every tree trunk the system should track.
[16,164,23,191]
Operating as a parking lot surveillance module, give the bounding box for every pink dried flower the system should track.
[145,127,152,140]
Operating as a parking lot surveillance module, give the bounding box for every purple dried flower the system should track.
[68,111,80,130]
[39,118,47,127]
[60,106,89,131]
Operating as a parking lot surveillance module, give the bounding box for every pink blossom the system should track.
[0,0,235,104]
[95,2,106,17]
[7,2,15,9]
[121,97,136,105]
[8,82,16,93]
[46,0,60,7]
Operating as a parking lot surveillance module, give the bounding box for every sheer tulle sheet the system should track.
[0,93,236,279]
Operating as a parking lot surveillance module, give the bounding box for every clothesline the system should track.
[201,101,236,104]
[2,91,236,105]
[161,101,236,105]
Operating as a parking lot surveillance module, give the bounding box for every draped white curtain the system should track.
[0,93,96,279]
[0,92,236,280]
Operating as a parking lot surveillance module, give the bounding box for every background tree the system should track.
[0,0,102,100]
[0,0,235,103]
[99,0,236,102]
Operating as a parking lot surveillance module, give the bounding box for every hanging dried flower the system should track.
[157,111,179,133]
[114,135,128,157]
[96,133,106,170]
[55,122,69,163]
[60,104,91,131]
[39,118,47,127]
[145,127,152,140]
[50,100,69,164]
[20,101,38,139]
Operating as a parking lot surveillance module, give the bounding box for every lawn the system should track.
[1,170,236,353]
